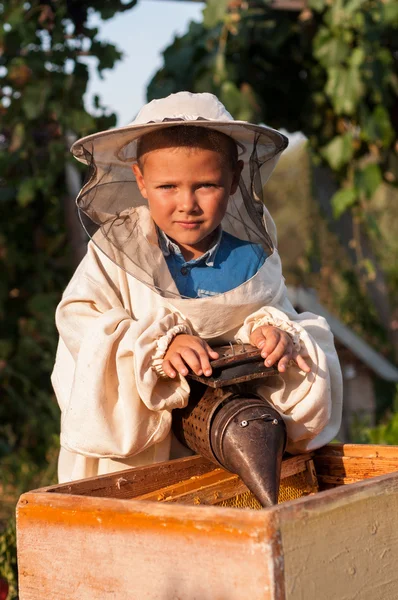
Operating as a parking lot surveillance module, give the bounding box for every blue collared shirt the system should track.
[158,228,268,298]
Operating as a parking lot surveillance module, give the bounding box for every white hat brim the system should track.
[71,118,288,167]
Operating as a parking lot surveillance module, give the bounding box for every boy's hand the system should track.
[162,334,219,379]
[250,325,311,374]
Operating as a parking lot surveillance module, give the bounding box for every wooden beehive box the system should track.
[17,444,398,600]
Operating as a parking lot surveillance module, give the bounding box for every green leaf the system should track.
[9,123,25,153]
[326,0,346,27]
[0,340,13,360]
[17,179,36,207]
[362,106,394,147]
[331,187,357,218]
[383,1,398,25]
[313,27,350,68]
[308,0,326,11]
[6,5,25,28]
[219,81,257,122]
[344,0,367,15]
[21,84,50,120]
[203,0,229,28]
[327,0,366,27]
[68,110,96,135]
[97,0,137,19]
[214,46,227,84]
[359,258,376,281]
[321,133,354,170]
[363,212,382,240]
[325,65,364,115]
[220,81,243,118]
[27,293,58,319]
[349,47,365,68]
[354,164,382,199]
[90,41,123,73]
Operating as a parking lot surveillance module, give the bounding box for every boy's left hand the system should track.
[250,325,311,373]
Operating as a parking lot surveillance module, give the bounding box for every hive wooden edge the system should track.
[16,444,398,529]
[14,452,314,543]
[16,494,287,600]
[23,452,314,500]
[268,468,398,524]
[31,454,217,498]
[314,442,398,459]
[16,468,398,536]
[22,443,398,501]
[15,488,279,544]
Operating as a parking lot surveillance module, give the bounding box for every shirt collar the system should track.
[158,226,222,267]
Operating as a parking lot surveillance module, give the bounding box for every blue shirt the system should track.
[159,228,268,298]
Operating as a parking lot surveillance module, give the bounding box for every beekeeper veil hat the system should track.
[71,91,288,298]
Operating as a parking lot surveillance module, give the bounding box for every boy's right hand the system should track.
[162,334,219,379]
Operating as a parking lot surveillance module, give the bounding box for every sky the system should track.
[85,0,204,126]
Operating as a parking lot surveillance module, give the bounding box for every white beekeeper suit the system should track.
[52,92,342,482]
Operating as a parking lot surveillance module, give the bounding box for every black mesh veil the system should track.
[71,102,288,299]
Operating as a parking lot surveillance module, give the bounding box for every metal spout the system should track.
[210,397,286,508]
[173,385,287,509]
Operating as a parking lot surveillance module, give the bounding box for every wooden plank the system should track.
[281,453,313,478]
[314,443,398,459]
[39,455,215,499]
[17,491,284,600]
[303,458,318,492]
[161,474,244,506]
[314,456,398,481]
[317,475,363,486]
[275,472,398,600]
[135,468,234,502]
[314,444,398,489]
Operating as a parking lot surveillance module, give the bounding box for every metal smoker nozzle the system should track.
[173,386,286,508]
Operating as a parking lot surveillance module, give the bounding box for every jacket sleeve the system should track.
[233,287,343,453]
[51,245,191,459]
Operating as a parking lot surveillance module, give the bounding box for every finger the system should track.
[277,353,291,373]
[202,341,219,360]
[180,348,203,375]
[168,353,189,377]
[295,353,311,373]
[162,359,177,378]
[250,328,268,349]
[264,338,291,367]
[261,330,282,359]
[196,347,213,376]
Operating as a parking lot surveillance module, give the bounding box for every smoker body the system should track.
[173,344,287,507]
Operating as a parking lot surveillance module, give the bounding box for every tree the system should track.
[148,0,398,357]
[0,0,137,499]
[0,3,143,594]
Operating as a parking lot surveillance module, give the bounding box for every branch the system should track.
[116,1,138,12]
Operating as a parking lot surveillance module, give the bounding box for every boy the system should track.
[53,92,342,482]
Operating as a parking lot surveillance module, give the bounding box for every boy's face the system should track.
[132,146,243,259]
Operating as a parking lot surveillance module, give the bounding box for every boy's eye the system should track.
[158,184,175,190]
[199,183,217,188]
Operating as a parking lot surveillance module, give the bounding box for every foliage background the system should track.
[148,0,398,355]
[0,1,136,594]
[0,0,397,597]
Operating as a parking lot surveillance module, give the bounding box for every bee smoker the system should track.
[172,344,287,508]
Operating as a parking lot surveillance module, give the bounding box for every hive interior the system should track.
[133,454,318,509]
